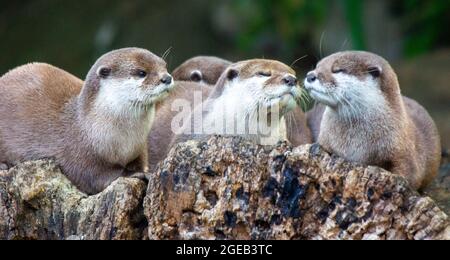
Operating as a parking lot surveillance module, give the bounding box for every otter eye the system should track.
[137,70,147,78]
[368,66,381,78]
[190,70,202,82]
[97,67,111,78]
[332,68,346,74]
[227,69,239,80]
[257,72,271,77]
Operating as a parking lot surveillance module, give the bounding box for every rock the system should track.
[424,163,450,216]
[144,136,450,240]
[1,137,448,240]
[0,163,8,171]
[0,160,147,240]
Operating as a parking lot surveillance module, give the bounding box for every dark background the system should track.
[1,0,449,147]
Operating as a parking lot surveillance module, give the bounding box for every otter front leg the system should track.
[124,149,151,183]
[125,150,149,174]
[391,159,421,191]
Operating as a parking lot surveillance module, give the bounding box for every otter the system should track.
[172,59,312,147]
[304,51,441,190]
[0,48,174,194]
[148,56,232,169]
[172,56,232,85]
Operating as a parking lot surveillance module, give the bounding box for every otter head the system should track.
[213,59,302,116]
[82,48,174,116]
[172,56,232,85]
[304,51,400,118]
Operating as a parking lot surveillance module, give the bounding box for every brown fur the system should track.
[0,48,171,194]
[149,81,212,170]
[306,51,441,190]
[287,106,313,146]
[172,56,232,85]
[306,104,326,142]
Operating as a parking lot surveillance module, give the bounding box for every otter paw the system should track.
[129,172,150,183]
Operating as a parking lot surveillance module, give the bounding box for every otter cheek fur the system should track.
[0,47,174,194]
[308,71,387,121]
[304,51,441,190]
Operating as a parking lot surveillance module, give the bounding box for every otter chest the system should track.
[90,106,155,166]
[320,113,395,165]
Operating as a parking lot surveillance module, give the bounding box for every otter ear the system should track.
[97,66,111,78]
[190,70,203,82]
[368,66,382,78]
[227,69,239,81]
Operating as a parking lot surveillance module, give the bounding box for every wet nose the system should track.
[161,74,173,85]
[283,75,298,87]
[306,72,317,83]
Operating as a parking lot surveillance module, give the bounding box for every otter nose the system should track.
[161,74,173,85]
[306,72,317,83]
[283,75,298,87]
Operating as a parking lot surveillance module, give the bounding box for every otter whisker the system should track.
[288,112,296,129]
[298,87,311,111]
[161,47,173,61]
[319,31,326,59]
[336,92,355,126]
[340,38,349,52]
[290,55,308,68]
[338,89,364,127]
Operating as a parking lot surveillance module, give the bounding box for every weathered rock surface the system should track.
[0,137,448,240]
[0,160,147,240]
[144,137,449,240]
[425,159,450,217]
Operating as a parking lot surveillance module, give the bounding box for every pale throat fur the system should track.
[77,67,167,166]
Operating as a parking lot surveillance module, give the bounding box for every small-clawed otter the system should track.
[0,48,174,194]
[148,56,232,169]
[304,51,441,190]
[172,56,232,85]
[172,59,312,147]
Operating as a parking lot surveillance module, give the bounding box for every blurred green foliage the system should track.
[343,0,365,50]
[398,0,450,57]
[231,0,328,62]
[0,0,449,76]
[230,0,450,60]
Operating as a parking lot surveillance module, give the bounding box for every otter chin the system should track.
[305,51,441,191]
[0,47,173,194]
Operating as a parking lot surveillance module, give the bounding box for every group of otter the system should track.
[0,48,441,195]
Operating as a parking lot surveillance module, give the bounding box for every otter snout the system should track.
[160,74,173,85]
[306,72,317,85]
[283,75,298,87]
